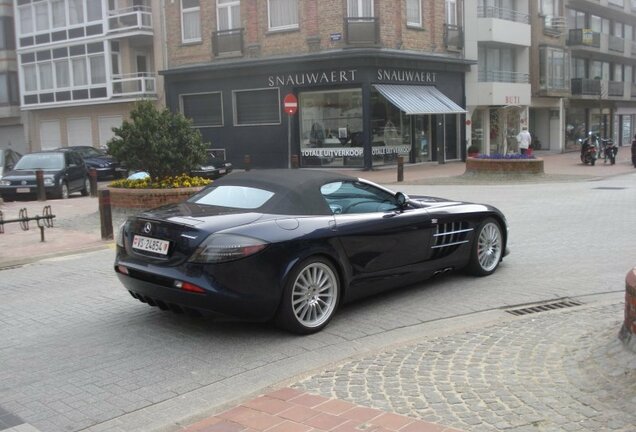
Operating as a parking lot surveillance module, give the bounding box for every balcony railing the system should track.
[444,24,463,51]
[112,73,156,97]
[107,6,152,33]
[478,70,529,83]
[477,6,529,24]
[344,17,379,46]
[608,81,624,96]
[608,34,625,52]
[543,16,566,37]
[571,78,601,95]
[541,77,570,92]
[212,28,244,56]
[567,29,600,48]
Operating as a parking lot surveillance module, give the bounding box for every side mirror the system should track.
[395,192,410,209]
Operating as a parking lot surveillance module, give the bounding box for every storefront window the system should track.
[471,110,484,153]
[299,88,363,167]
[565,107,586,151]
[370,90,411,166]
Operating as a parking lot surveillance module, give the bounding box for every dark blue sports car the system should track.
[114,170,508,334]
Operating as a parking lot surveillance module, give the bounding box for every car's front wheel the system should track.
[276,257,340,334]
[466,218,503,276]
[56,182,69,199]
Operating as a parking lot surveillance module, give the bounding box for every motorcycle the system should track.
[599,138,618,165]
[579,134,598,166]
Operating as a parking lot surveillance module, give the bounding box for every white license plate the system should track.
[132,235,170,255]
[16,188,30,193]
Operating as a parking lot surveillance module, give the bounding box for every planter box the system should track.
[106,186,204,210]
[465,157,544,175]
[619,267,636,353]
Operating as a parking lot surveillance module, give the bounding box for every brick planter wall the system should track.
[465,157,544,175]
[106,186,204,210]
[619,267,636,352]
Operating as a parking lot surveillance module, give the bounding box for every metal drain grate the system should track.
[505,299,583,316]
[593,187,626,190]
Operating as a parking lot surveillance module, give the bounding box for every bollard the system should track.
[98,189,113,240]
[36,169,46,201]
[291,154,299,169]
[397,156,404,182]
[89,168,98,198]
[244,154,252,171]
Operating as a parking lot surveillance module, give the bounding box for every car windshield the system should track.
[190,185,275,209]
[75,147,104,158]
[14,153,65,170]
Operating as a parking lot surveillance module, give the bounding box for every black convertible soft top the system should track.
[207,169,357,215]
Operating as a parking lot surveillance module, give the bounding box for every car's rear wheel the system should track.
[81,177,90,196]
[276,257,340,334]
[466,218,503,276]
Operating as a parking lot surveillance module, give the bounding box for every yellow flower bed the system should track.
[110,174,212,189]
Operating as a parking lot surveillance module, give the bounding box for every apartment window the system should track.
[55,60,70,88]
[613,22,624,38]
[218,0,240,30]
[52,0,67,28]
[90,55,106,84]
[446,0,457,26]
[87,0,103,22]
[590,60,609,79]
[540,0,559,16]
[0,17,15,50]
[478,45,516,81]
[567,10,585,29]
[612,64,623,81]
[181,93,224,127]
[539,46,569,90]
[234,88,280,126]
[35,2,50,32]
[72,57,88,85]
[0,73,19,105]
[181,0,201,43]
[18,4,34,35]
[39,62,54,90]
[571,57,586,78]
[347,0,373,17]
[406,0,422,26]
[268,0,298,31]
[69,0,85,25]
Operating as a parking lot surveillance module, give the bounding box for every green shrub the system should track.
[108,100,207,179]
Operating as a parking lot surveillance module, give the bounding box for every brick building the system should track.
[163,0,471,169]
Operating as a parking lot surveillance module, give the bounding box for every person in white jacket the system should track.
[516,127,532,155]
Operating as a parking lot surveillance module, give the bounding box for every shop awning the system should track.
[373,84,466,115]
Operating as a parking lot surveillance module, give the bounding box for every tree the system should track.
[108,100,207,178]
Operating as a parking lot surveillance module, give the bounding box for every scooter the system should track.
[579,136,597,166]
[599,138,618,165]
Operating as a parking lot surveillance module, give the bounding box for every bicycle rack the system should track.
[0,206,56,242]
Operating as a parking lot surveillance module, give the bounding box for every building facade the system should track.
[163,0,470,170]
[464,0,532,155]
[0,2,26,154]
[14,0,165,152]
[563,0,636,150]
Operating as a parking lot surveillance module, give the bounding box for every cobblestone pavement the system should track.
[294,301,636,432]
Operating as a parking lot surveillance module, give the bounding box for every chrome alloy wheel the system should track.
[477,222,502,272]
[291,262,338,328]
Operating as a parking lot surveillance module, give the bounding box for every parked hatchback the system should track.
[0,150,90,201]
[57,146,126,180]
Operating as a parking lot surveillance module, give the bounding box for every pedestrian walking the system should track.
[516,127,532,155]
[631,134,636,167]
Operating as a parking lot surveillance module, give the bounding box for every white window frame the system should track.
[446,0,458,26]
[217,0,241,31]
[181,0,201,43]
[406,0,422,27]
[347,0,374,17]
[267,0,299,31]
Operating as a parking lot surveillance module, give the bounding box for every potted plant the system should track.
[106,100,212,209]
[467,145,480,158]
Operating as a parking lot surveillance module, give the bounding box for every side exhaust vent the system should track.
[505,299,583,316]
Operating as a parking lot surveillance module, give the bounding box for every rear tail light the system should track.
[189,233,268,263]
[117,265,129,275]
[174,280,205,294]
